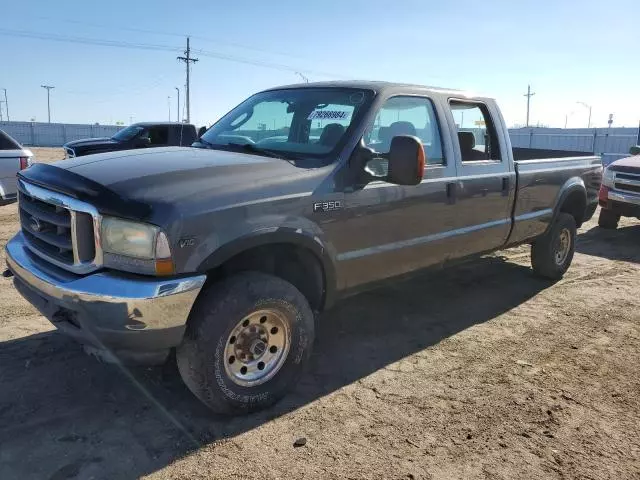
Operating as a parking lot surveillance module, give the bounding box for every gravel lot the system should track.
[0,148,638,479]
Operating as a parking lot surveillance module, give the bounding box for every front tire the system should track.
[176,272,315,415]
[598,208,619,229]
[531,212,576,280]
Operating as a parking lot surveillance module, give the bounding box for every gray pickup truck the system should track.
[5,81,601,414]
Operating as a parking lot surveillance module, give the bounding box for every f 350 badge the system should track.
[313,200,342,213]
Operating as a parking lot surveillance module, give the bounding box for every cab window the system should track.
[449,101,501,162]
[365,96,445,165]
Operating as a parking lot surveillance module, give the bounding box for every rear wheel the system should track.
[598,208,619,229]
[176,271,314,415]
[531,213,576,280]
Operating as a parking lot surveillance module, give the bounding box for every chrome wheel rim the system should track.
[223,309,290,387]
[555,228,571,265]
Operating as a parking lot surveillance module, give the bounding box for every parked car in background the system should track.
[0,129,33,205]
[598,145,640,228]
[63,122,198,158]
[6,81,601,415]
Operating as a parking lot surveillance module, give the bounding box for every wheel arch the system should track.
[196,229,337,312]
[553,178,588,228]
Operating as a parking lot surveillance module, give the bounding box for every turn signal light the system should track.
[598,185,609,206]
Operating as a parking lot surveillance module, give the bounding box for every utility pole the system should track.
[577,101,592,128]
[167,96,171,121]
[1,88,8,121]
[175,87,180,122]
[177,37,198,123]
[41,85,55,123]
[523,84,535,127]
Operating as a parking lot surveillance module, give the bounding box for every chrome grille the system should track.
[18,180,102,274]
[613,171,640,195]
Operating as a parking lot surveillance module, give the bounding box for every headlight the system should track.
[602,168,615,188]
[101,217,174,275]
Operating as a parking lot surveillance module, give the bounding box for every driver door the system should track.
[325,95,459,290]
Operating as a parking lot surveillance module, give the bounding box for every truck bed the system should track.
[513,147,595,161]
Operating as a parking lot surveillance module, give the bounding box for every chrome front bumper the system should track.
[608,189,640,207]
[6,232,206,363]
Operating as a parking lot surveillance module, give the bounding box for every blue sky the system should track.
[1,0,639,128]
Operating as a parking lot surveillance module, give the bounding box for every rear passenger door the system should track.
[446,99,514,257]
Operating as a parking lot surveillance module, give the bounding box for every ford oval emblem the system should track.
[30,217,42,233]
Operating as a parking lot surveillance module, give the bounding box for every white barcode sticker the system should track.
[307,110,350,120]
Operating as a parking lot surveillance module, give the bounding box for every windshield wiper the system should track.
[194,137,214,147]
[227,142,294,160]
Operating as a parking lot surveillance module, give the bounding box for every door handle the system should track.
[501,177,509,196]
[446,182,456,204]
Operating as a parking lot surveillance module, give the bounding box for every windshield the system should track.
[198,88,373,158]
[112,125,144,142]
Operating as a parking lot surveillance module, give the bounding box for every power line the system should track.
[0,28,181,53]
[0,28,343,79]
[26,15,308,61]
[194,47,342,78]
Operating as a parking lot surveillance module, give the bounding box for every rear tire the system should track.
[598,208,619,229]
[531,213,576,280]
[176,271,315,415]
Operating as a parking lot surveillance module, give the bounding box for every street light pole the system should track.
[175,87,180,122]
[41,85,55,123]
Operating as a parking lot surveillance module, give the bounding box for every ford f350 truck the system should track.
[5,81,601,414]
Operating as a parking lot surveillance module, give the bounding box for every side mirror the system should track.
[630,145,640,156]
[387,135,425,186]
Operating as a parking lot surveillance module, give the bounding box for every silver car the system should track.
[0,129,33,205]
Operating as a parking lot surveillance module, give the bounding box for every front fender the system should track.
[194,226,339,308]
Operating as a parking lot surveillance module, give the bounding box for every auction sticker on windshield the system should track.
[307,110,350,120]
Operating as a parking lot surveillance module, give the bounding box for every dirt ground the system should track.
[0,148,638,480]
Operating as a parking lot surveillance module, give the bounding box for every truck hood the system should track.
[608,154,640,173]
[47,147,316,215]
[64,137,118,148]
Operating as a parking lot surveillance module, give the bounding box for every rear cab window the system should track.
[449,100,502,162]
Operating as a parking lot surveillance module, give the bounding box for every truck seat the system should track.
[458,131,486,161]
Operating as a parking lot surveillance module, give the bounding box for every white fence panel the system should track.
[0,121,121,147]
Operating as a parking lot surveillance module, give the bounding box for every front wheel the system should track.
[176,272,315,415]
[531,213,576,280]
[598,208,619,229]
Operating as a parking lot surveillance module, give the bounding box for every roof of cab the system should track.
[261,80,482,99]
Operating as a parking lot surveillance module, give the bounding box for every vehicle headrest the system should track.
[378,126,390,143]
[389,121,417,138]
[458,131,476,151]
[319,123,346,146]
